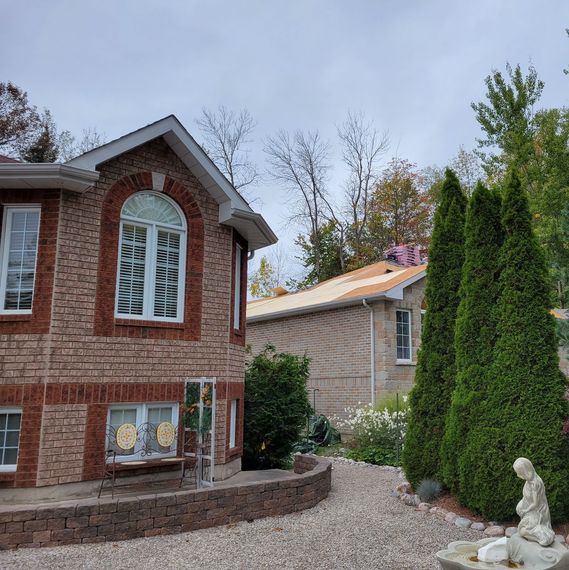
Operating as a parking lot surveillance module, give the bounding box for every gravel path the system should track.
[0,461,482,570]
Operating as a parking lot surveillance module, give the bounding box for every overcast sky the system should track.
[4,1,569,275]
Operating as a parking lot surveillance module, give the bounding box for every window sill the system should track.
[0,313,33,322]
[0,466,17,473]
[114,319,185,330]
[396,360,416,366]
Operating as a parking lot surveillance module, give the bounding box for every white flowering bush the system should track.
[332,397,408,465]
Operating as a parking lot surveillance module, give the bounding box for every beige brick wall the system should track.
[37,405,88,486]
[247,277,426,422]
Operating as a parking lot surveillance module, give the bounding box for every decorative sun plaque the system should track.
[156,421,176,448]
[115,423,137,451]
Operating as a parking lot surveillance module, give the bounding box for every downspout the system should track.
[362,299,376,407]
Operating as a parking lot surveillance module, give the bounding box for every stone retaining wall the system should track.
[0,455,331,550]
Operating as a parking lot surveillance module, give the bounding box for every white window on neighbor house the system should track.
[396,309,412,362]
[115,192,186,322]
[0,409,22,472]
[233,243,242,330]
[0,207,41,314]
[106,402,178,461]
[229,399,238,448]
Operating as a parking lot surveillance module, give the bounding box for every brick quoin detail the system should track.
[0,455,331,550]
[94,172,204,341]
[0,189,60,335]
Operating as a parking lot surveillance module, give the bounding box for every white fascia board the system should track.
[219,202,278,251]
[247,293,387,324]
[0,164,99,193]
[384,270,427,301]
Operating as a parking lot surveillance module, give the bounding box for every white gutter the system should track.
[362,299,376,407]
[247,291,388,323]
[0,164,99,193]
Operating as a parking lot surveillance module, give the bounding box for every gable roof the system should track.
[0,115,276,251]
[247,260,426,322]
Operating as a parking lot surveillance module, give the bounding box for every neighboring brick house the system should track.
[0,115,276,493]
[247,261,426,420]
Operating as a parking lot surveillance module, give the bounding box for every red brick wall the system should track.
[94,172,204,341]
[0,189,59,335]
[0,138,248,487]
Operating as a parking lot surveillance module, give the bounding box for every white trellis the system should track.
[184,377,216,488]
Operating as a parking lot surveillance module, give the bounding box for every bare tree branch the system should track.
[196,106,259,195]
[338,111,389,259]
[264,129,333,280]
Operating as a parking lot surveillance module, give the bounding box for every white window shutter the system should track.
[153,230,180,319]
[117,223,147,316]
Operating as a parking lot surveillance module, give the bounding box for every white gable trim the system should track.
[66,115,276,251]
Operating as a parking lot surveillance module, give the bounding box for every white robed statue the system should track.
[513,457,555,547]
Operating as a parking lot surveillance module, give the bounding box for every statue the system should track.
[513,457,555,547]
[436,457,569,569]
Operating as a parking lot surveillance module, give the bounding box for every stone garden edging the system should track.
[393,478,569,546]
[0,454,331,550]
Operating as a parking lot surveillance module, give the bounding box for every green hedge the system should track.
[402,169,466,486]
[243,344,312,470]
[461,172,569,521]
[440,183,503,494]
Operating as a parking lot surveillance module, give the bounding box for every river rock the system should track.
[445,512,458,524]
[418,502,431,511]
[454,517,472,528]
[470,522,486,531]
[484,525,505,537]
[505,526,518,537]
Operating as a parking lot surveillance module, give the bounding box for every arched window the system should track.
[115,192,186,322]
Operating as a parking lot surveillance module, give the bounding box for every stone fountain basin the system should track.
[437,538,569,570]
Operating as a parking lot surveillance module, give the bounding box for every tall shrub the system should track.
[440,183,503,494]
[243,344,311,470]
[402,169,466,486]
[462,171,569,521]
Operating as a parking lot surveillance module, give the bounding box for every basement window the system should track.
[0,409,22,472]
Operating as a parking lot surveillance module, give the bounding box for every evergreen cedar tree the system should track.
[243,345,311,470]
[439,183,504,495]
[460,171,569,522]
[402,169,466,486]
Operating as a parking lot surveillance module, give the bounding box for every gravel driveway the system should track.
[0,460,481,570]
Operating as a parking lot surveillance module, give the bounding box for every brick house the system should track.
[0,115,276,495]
[247,261,426,420]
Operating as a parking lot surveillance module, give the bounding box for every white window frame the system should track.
[0,205,41,315]
[106,402,179,463]
[396,309,413,364]
[233,243,242,330]
[0,407,22,472]
[115,192,187,323]
[229,399,237,449]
